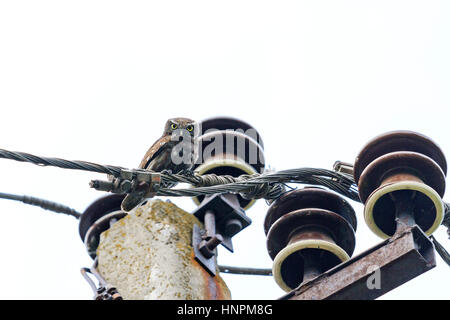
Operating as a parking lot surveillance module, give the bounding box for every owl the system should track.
[121,117,198,211]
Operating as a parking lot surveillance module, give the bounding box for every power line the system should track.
[0,148,123,176]
[0,148,359,202]
[0,147,448,267]
[0,192,81,219]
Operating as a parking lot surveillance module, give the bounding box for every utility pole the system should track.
[80,116,266,300]
[82,196,230,300]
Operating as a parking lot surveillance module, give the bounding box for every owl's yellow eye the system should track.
[186,125,194,132]
[170,123,178,130]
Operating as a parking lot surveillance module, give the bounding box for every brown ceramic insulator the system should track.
[79,193,127,259]
[266,208,356,261]
[264,188,357,236]
[264,188,356,292]
[199,116,264,149]
[194,130,265,174]
[278,224,338,285]
[79,193,126,243]
[354,131,447,238]
[354,130,447,185]
[193,117,265,210]
[357,151,446,203]
[287,225,336,246]
[267,208,355,291]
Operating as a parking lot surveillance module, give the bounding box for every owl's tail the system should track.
[121,194,145,212]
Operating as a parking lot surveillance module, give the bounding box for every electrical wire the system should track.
[0,148,359,202]
[0,148,123,176]
[0,192,81,219]
[218,265,272,276]
[0,147,448,268]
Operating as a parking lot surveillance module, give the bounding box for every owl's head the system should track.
[164,117,198,137]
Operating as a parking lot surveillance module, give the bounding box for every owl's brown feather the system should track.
[138,134,173,169]
[121,117,197,212]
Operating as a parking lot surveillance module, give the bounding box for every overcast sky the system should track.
[0,1,449,299]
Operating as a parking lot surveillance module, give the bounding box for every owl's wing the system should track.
[138,135,173,169]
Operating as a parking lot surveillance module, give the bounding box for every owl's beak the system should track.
[171,129,191,142]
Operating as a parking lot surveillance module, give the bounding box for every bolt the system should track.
[89,180,114,191]
[199,234,223,258]
[225,219,242,236]
[119,180,132,192]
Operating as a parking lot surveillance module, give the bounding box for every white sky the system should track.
[0,1,449,299]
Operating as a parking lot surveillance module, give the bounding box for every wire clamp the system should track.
[89,169,161,197]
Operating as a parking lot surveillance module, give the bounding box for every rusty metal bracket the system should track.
[280,225,436,300]
[192,194,252,276]
[192,224,217,276]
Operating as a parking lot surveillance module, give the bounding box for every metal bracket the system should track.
[281,225,436,300]
[192,194,251,252]
[333,160,355,176]
[191,194,252,276]
[192,224,217,276]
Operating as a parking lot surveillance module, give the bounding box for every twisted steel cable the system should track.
[161,168,360,202]
[0,148,358,201]
[0,147,449,268]
[0,147,447,231]
[0,148,123,176]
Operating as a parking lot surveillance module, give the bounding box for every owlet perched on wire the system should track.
[121,117,198,212]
